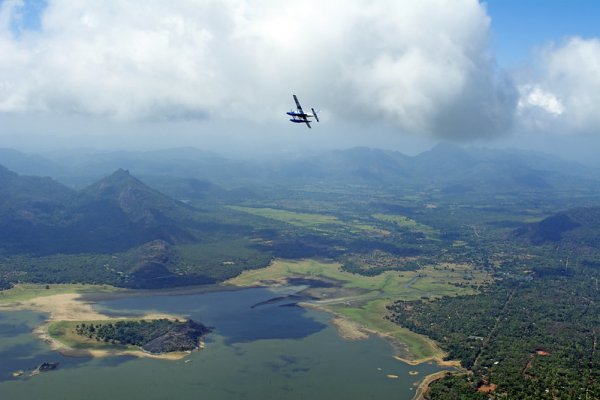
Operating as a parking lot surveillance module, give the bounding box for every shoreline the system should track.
[301,300,462,400]
[1,281,463,393]
[226,259,460,364]
[302,300,458,365]
[413,370,451,400]
[2,292,194,361]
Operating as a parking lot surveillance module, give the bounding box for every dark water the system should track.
[0,287,449,399]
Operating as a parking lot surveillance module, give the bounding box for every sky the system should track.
[1,0,600,162]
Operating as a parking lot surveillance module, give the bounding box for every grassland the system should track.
[372,213,439,239]
[229,206,342,229]
[329,299,445,362]
[228,259,491,361]
[0,283,120,304]
[229,206,386,235]
[229,260,488,300]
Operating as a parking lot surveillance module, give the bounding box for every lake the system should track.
[0,286,449,399]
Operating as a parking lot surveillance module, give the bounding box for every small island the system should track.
[49,318,211,356]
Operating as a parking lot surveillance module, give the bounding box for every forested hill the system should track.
[0,164,78,254]
[0,166,204,255]
[0,163,75,210]
[515,206,600,249]
[0,164,275,289]
[76,168,202,246]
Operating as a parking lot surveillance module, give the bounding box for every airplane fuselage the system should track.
[286,111,315,118]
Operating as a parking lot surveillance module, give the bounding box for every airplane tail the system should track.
[311,108,320,122]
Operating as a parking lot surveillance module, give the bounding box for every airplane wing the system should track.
[293,95,304,114]
[304,120,311,129]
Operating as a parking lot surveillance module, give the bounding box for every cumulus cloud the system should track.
[0,0,517,140]
[518,85,564,116]
[517,37,600,135]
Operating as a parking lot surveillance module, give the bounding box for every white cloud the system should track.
[0,0,516,140]
[518,85,564,116]
[517,37,600,135]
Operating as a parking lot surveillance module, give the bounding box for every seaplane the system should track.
[287,95,319,128]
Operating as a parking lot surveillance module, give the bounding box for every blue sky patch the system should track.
[8,0,47,37]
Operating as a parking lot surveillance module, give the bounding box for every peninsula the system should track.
[0,285,212,360]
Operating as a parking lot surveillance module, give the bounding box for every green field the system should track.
[372,213,439,238]
[330,299,444,361]
[229,206,385,235]
[229,259,487,300]
[229,206,341,229]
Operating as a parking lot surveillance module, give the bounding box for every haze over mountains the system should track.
[2,144,599,264]
[1,144,598,195]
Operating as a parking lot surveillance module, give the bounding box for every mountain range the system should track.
[2,144,597,195]
[1,145,599,289]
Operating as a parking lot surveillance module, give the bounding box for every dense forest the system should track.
[388,254,600,398]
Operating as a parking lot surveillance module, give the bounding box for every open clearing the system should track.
[372,213,439,239]
[229,206,386,235]
[229,206,342,229]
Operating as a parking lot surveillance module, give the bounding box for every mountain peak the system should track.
[90,169,141,194]
[80,169,195,225]
[83,169,161,201]
[114,168,130,176]
[107,168,133,181]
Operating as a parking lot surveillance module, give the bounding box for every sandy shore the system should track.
[412,370,451,400]
[330,317,370,340]
[10,293,111,321]
[393,355,461,368]
[3,293,192,361]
